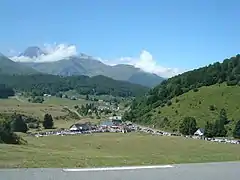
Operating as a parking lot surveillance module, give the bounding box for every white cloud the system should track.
[99,50,182,78]
[11,43,78,63]
[135,50,181,78]
[10,43,182,78]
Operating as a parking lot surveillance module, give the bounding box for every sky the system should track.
[1,0,240,78]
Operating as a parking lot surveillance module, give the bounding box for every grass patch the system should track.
[0,97,100,130]
[0,133,240,168]
[151,83,240,131]
[43,96,88,108]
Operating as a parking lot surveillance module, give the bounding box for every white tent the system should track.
[194,128,205,136]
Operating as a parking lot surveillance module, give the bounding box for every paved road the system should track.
[0,161,239,180]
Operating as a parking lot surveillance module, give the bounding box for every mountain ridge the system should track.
[14,46,164,87]
[0,54,38,75]
[19,46,47,58]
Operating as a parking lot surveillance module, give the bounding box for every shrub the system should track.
[167,100,172,106]
[193,88,199,92]
[209,105,215,111]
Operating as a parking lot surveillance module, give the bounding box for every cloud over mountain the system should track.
[100,50,182,78]
[10,43,182,78]
[11,44,77,63]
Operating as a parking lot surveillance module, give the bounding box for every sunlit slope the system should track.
[149,83,240,133]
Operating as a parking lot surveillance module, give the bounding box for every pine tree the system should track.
[86,94,89,100]
[233,120,240,138]
[219,108,228,125]
[43,114,54,129]
[179,117,197,135]
[214,109,227,137]
[11,114,28,133]
[204,121,215,138]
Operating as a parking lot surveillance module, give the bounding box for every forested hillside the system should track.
[0,84,14,98]
[123,54,240,135]
[0,74,148,97]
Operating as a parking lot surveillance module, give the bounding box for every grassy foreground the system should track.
[0,133,240,168]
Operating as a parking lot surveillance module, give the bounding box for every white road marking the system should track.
[63,165,174,172]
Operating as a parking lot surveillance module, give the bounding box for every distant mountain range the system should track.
[1,46,165,87]
[19,46,47,58]
[0,54,37,75]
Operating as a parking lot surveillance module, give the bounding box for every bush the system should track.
[175,98,179,103]
[193,88,199,92]
[166,100,172,106]
[227,80,238,86]
[158,117,170,128]
[28,122,39,129]
[31,96,44,103]
[209,105,215,111]
[0,119,22,144]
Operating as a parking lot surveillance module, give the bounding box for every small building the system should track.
[109,116,122,120]
[43,94,51,97]
[69,123,91,132]
[194,128,205,136]
[100,120,114,128]
[100,119,123,129]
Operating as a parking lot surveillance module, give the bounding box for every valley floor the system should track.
[0,133,240,168]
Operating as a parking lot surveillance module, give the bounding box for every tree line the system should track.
[0,74,148,98]
[179,109,240,138]
[123,54,240,137]
[76,103,113,118]
[0,84,14,98]
[0,113,54,144]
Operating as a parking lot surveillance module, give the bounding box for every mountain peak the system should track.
[79,53,93,59]
[19,46,46,58]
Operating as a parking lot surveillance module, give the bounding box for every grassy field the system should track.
[0,96,126,130]
[43,96,88,108]
[150,83,240,132]
[0,97,99,129]
[0,133,240,168]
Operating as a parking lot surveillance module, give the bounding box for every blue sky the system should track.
[1,0,240,77]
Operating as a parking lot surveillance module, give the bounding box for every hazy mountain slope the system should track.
[128,71,164,87]
[0,55,38,75]
[24,58,88,76]
[21,55,164,87]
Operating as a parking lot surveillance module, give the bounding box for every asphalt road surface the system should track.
[0,161,239,180]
